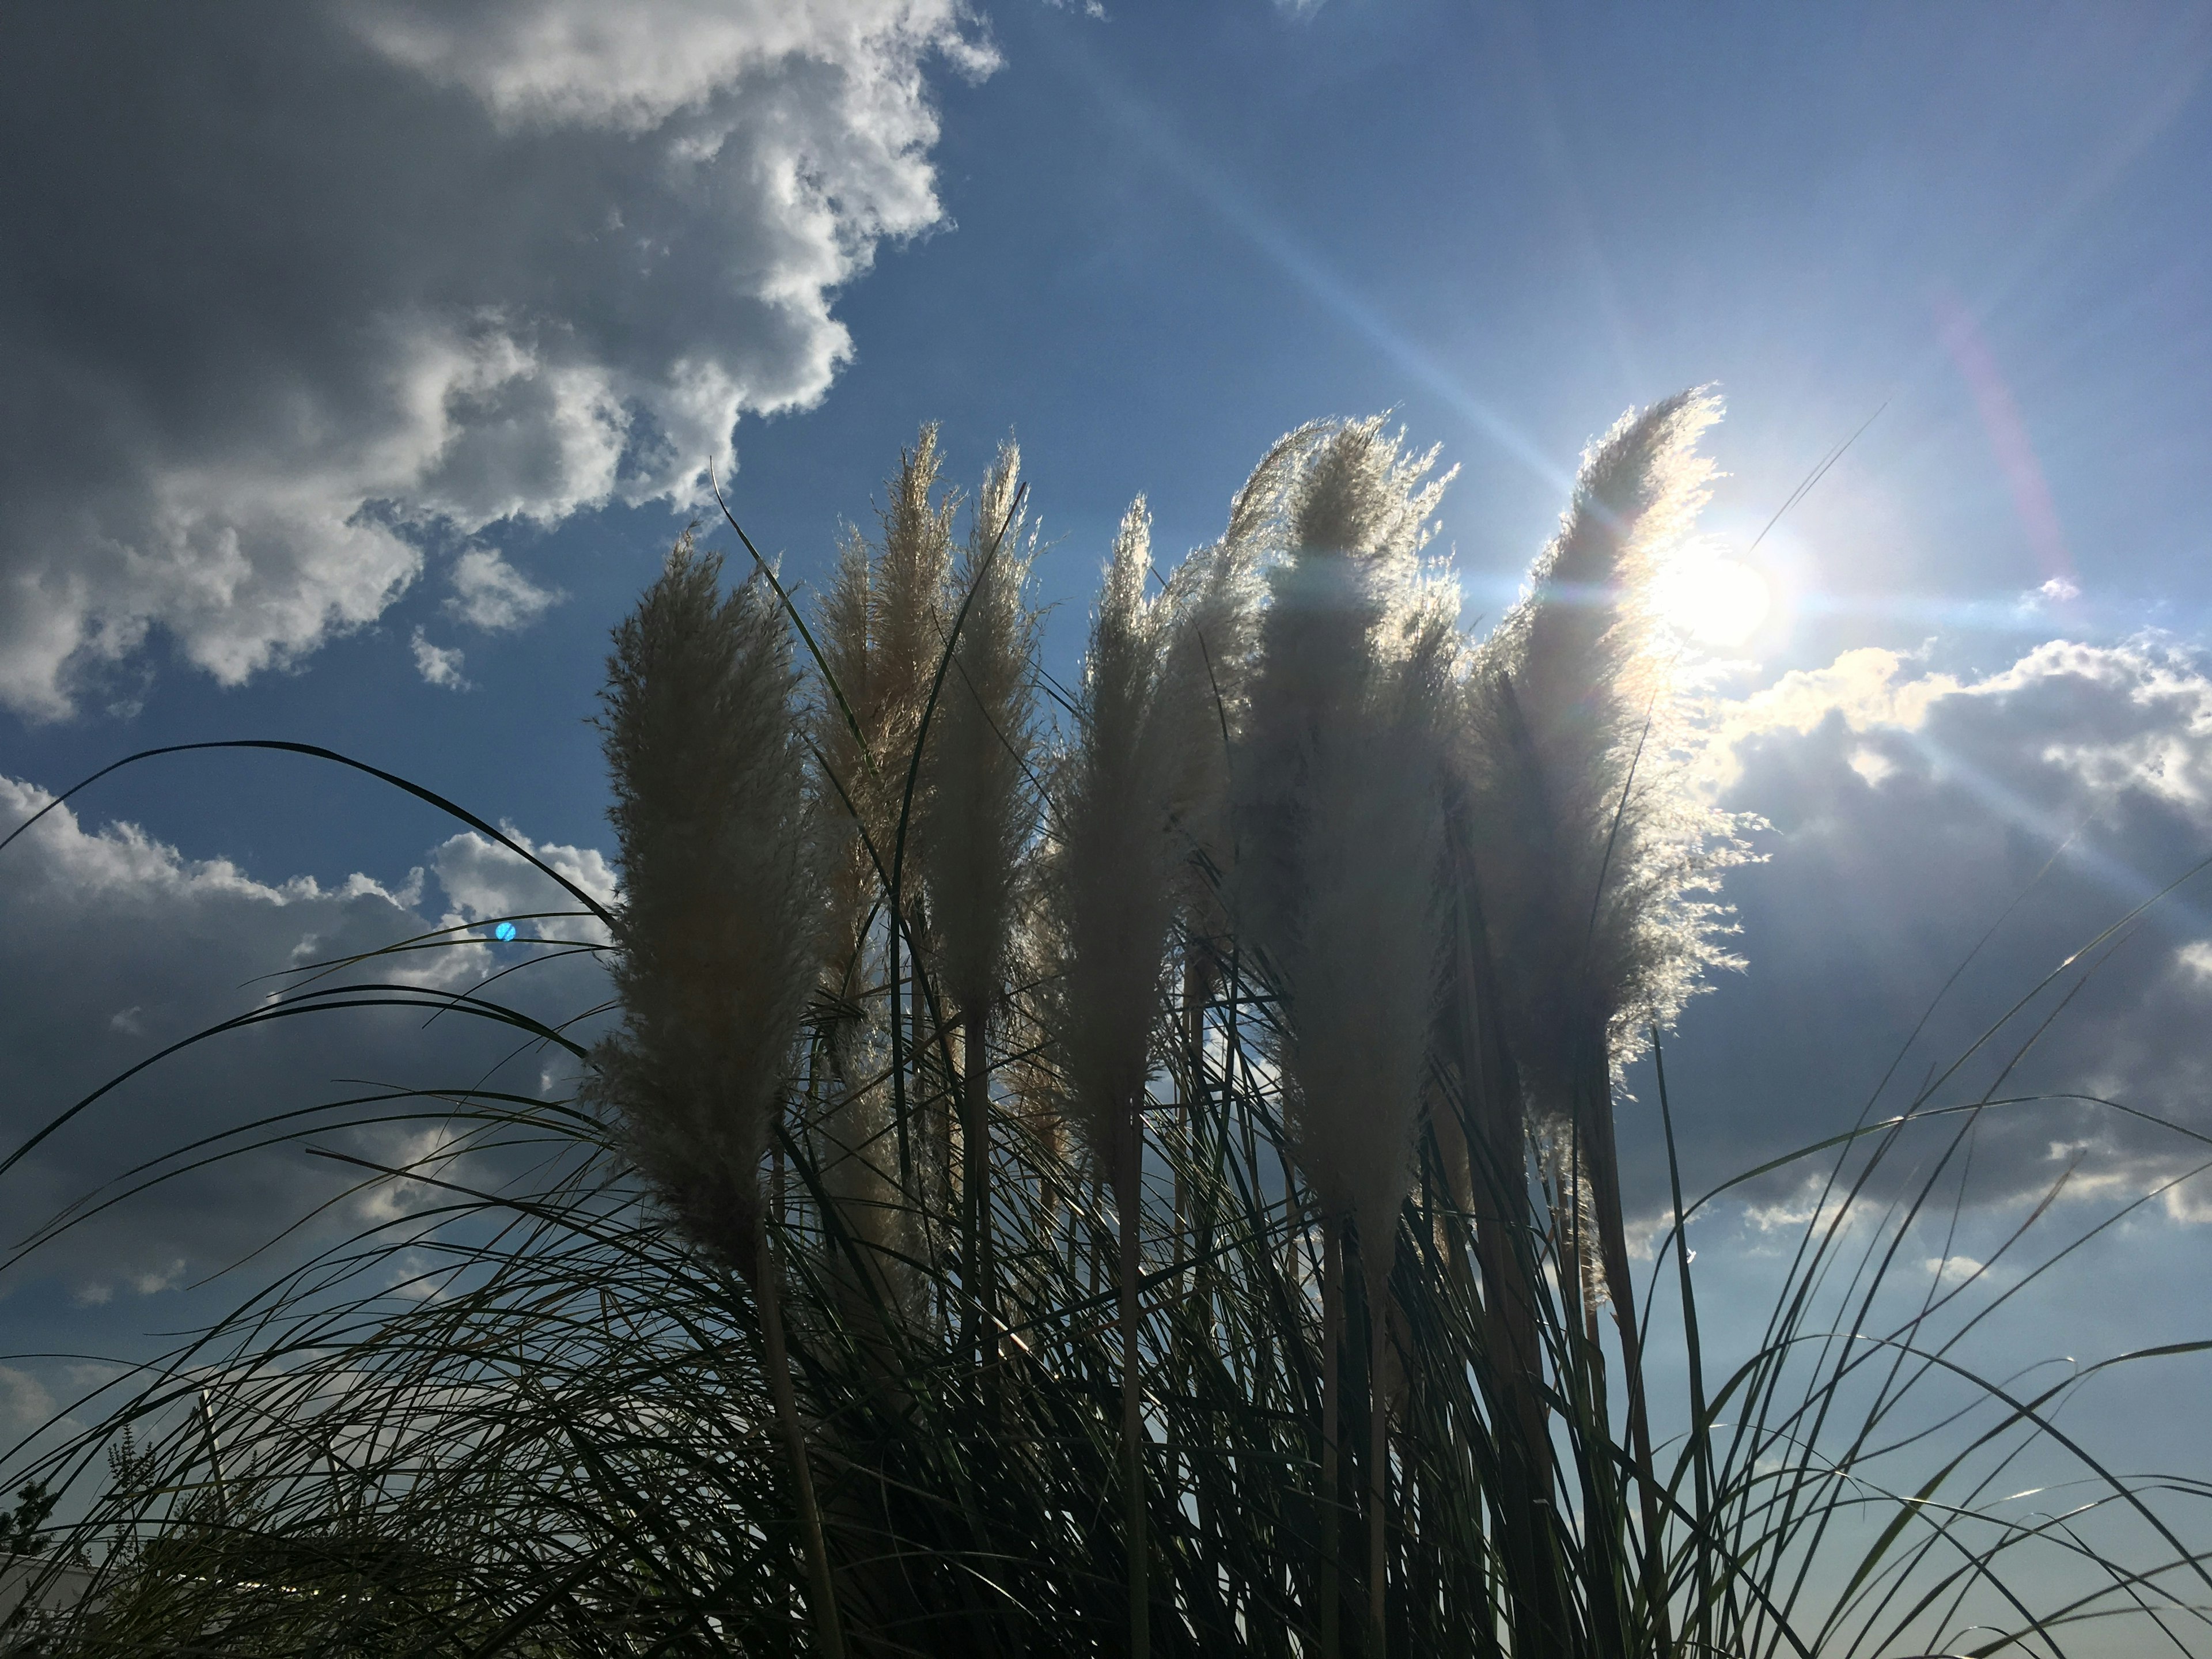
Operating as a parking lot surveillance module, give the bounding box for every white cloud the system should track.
[357,1125,468,1224]
[0,1365,58,1445]
[411,628,471,690]
[0,2,993,717]
[1846,745,1895,787]
[445,547,562,631]
[1699,646,1962,790]
[2161,1168,2212,1224]
[1921,1253,1989,1288]
[347,0,1000,131]
[430,827,617,944]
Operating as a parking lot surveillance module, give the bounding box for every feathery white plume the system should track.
[919,438,1042,1017]
[815,524,881,1017]
[806,427,966,1314]
[1235,416,1457,1300]
[588,533,816,1281]
[1148,430,1308,940]
[1463,391,1747,1122]
[1051,497,1178,1180]
[874,423,960,801]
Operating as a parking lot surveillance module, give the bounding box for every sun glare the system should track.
[1656,555,1771,647]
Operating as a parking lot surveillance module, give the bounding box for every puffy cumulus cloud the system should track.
[428,827,616,944]
[0,775,611,1308]
[1698,646,1964,789]
[351,0,999,129]
[1642,637,2212,1224]
[0,1,993,718]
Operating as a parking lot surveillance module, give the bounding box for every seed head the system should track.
[587,533,816,1279]
[1235,418,1456,1303]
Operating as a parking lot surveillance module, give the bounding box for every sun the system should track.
[1653,553,1771,647]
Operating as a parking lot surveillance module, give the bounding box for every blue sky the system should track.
[6,0,2212,1536]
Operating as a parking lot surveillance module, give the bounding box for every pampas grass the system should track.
[1048,495,1177,1656]
[588,531,816,1278]
[916,438,1043,1373]
[586,533,844,1659]
[1457,393,1759,1645]
[1233,415,1457,1658]
[7,403,2207,1659]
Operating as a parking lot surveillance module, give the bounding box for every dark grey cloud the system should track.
[1636,638,2212,1224]
[0,1,991,716]
[0,773,613,1307]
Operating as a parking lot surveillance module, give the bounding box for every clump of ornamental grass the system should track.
[1046,495,1176,1656]
[1457,392,1757,1646]
[9,404,2211,1659]
[1233,414,1457,1659]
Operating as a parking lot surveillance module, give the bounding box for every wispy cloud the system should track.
[410,628,471,690]
[445,547,562,632]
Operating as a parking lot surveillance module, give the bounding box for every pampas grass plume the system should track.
[1053,496,1176,1180]
[1234,416,1458,1659]
[921,438,1041,1017]
[1237,418,1457,1260]
[1147,434,1301,937]
[1466,389,1743,1113]
[588,532,817,1281]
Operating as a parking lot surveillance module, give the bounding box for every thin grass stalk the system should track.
[1551,1131,1635,1659]
[1320,1212,1344,1659]
[1366,1247,1389,1656]
[1444,828,1562,1653]
[1654,1028,1717,1655]
[964,1010,994,1376]
[1171,1070,1188,1544]
[1118,1106,1150,1659]
[758,1222,848,1659]
[1575,1030,1672,1649]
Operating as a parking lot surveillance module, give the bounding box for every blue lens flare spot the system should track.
[494,922,518,942]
